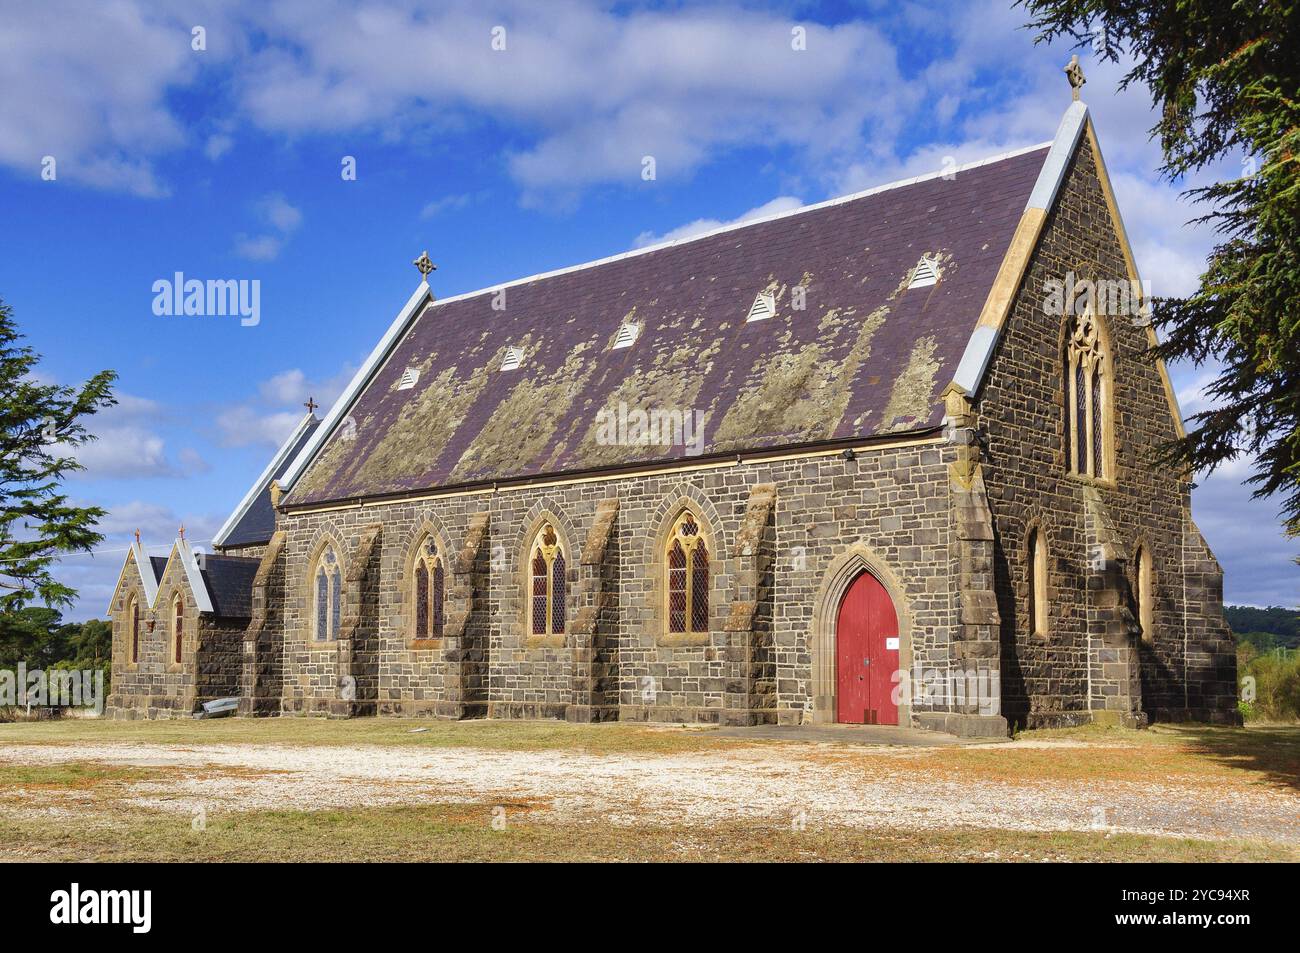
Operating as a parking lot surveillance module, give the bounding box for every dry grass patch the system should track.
[0,802,1292,863]
[802,724,1300,791]
[0,717,748,756]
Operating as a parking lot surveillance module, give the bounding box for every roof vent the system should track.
[397,367,420,390]
[500,346,525,371]
[908,256,940,289]
[612,323,639,349]
[746,291,776,323]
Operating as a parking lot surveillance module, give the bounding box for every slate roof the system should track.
[288,145,1050,506]
[149,556,168,582]
[198,555,261,618]
[218,416,320,547]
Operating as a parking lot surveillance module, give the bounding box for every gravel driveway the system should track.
[2,739,1296,845]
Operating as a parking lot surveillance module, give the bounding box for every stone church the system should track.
[107,92,1239,735]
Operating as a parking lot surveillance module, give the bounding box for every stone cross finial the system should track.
[304,396,319,415]
[178,524,185,540]
[413,251,436,280]
[1065,55,1086,101]
[134,528,141,545]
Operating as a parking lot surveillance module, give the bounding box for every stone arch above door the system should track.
[807,543,912,726]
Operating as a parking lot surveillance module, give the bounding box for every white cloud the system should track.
[258,369,310,404]
[218,364,354,448]
[17,0,889,202]
[420,191,486,219]
[65,392,207,480]
[233,192,302,261]
[231,234,284,262]
[259,192,302,233]
[204,133,234,161]
[632,196,804,248]
[215,406,305,448]
[73,426,171,478]
[97,500,212,542]
[0,2,201,195]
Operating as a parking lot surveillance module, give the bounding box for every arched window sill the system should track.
[658,631,712,647]
[306,637,340,649]
[408,638,443,651]
[1065,472,1117,491]
[524,634,566,650]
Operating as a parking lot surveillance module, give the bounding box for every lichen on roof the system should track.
[452,343,596,482]
[712,303,889,451]
[880,335,943,432]
[282,145,1049,503]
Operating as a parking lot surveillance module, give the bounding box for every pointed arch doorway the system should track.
[835,571,900,725]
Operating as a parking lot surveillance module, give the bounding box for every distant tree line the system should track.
[0,608,110,681]
[1225,605,1300,652]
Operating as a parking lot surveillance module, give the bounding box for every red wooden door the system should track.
[835,571,900,725]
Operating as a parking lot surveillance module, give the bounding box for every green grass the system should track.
[0,761,166,790]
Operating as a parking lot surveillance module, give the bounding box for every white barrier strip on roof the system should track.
[952,102,1090,399]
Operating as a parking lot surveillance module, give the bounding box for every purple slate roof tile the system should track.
[289,146,1048,505]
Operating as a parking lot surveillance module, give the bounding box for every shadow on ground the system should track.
[1169,724,1300,791]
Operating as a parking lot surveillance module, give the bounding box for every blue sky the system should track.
[1,0,1295,618]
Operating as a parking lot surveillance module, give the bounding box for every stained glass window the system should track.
[666,512,710,635]
[173,594,184,663]
[432,558,445,637]
[314,545,343,642]
[531,551,548,635]
[412,537,445,640]
[529,523,566,637]
[1066,308,1110,480]
[1091,366,1105,479]
[668,540,687,633]
[415,562,429,638]
[551,550,566,635]
[330,565,342,639]
[129,598,139,663]
[316,568,328,640]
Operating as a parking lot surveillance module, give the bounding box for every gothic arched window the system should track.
[1065,308,1112,480]
[413,536,445,640]
[529,524,566,637]
[666,511,710,635]
[128,595,140,664]
[1135,545,1154,642]
[172,592,184,663]
[1028,527,1049,637]
[313,544,343,642]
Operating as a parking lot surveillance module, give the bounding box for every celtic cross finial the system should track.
[1064,55,1086,101]
[413,251,436,281]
